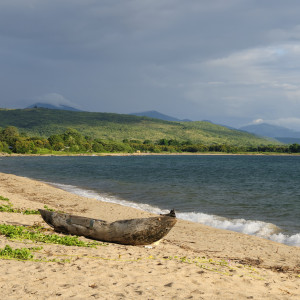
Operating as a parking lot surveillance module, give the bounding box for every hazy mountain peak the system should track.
[240,122,300,143]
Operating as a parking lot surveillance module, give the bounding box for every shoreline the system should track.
[49,180,299,247]
[1,151,300,157]
[0,172,299,299]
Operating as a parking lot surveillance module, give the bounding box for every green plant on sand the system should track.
[0,224,102,247]
[0,244,72,263]
[0,244,36,260]
[0,195,40,214]
[0,196,60,215]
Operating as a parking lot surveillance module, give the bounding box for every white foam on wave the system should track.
[49,182,300,247]
[177,212,300,246]
[177,212,280,237]
[269,233,300,246]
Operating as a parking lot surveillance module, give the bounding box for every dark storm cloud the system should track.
[2,0,300,129]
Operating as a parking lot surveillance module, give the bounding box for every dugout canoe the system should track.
[38,209,177,245]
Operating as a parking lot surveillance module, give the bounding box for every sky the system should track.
[2,0,300,130]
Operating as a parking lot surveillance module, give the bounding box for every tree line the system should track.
[1,126,300,154]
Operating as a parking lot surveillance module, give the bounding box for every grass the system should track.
[0,244,71,262]
[0,224,102,247]
[0,244,36,260]
[0,204,40,214]
[0,196,40,214]
[0,196,59,215]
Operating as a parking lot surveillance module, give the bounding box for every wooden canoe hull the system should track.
[38,209,177,245]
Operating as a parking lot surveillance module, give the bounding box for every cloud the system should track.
[252,119,264,125]
[2,1,300,129]
[267,24,300,43]
[180,42,300,126]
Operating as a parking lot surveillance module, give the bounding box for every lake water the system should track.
[0,155,299,246]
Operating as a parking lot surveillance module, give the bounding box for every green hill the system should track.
[0,108,276,146]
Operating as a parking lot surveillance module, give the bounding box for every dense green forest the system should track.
[0,108,273,146]
[1,125,300,155]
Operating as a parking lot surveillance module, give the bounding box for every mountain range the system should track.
[131,111,300,144]
[0,107,273,146]
[239,123,300,144]
[20,103,300,144]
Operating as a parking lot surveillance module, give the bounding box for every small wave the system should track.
[177,212,280,237]
[269,233,300,247]
[48,182,300,247]
[176,212,300,246]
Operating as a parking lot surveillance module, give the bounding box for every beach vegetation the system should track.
[42,205,56,212]
[0,203,40,214]
[0,196,40,214]
[0,224,102,247]
[0,244,35,260]
[0,245,71,263]
[0,196,61,215]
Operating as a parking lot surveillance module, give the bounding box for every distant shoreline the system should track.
[1,152,299,157]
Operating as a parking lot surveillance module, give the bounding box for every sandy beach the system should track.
[0,172,299,299]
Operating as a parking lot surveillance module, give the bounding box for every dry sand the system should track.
[0,172,299,299]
